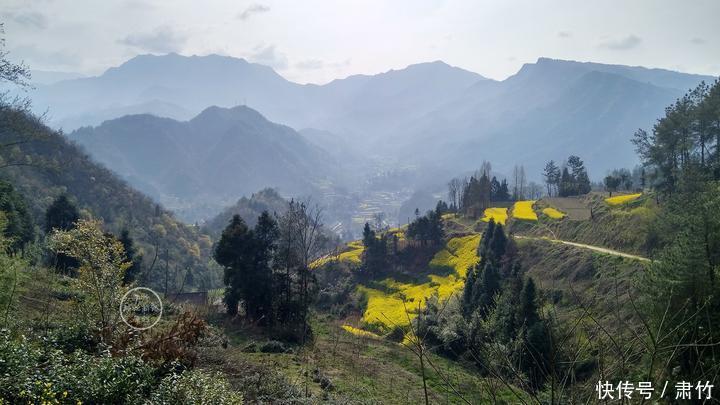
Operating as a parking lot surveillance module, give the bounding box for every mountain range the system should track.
[26,53,716,225]
[69,105,341,221]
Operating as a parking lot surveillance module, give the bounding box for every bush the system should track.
[0,332,155,403]
[150,369,243,404]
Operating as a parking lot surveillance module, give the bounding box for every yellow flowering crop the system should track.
[358,235,480,330]
[512,200,538,220]
[310,241,365,268]
[341,324,381,339]
[481,207,508,225]
[605,193,642,205]
[542,207,566,219]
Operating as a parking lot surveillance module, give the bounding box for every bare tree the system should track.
[448,178,462,210]
[0,23,31,88]
[527,181,543,200]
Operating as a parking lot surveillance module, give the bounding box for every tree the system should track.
[527,181,543,200]
[119,229,142,285]
[498,179,510,201]
[473,260,501,316]
[276,199,325,333]
[447,178,462,211]
[45,194,80,233]
[542,160,560,197]
[603,175,621,197]
[250,211,278,323]
[632,80,720,194]
[49,219,130,342]
[406,210,444,247]
[214,212,278,323]
[0,24,30,88]
[0,180,33,252]
[214,215,254,317]
[490,176,501,201]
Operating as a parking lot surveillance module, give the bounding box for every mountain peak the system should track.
[514,57,715,91]
[191,104,267,125]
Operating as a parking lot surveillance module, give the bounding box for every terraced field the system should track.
[542,197,591,220]
[605,193,642,205]
[481,207,508,225]
[357,234,481,331]
[542,207,566,219]
[512,200,538,220]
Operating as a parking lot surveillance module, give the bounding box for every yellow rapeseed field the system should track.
[542,207,566,219]
[481,207,508,225]
[341,324,382,339]
[512,200,538,220]
[358,234,481,330]
[310,240,364,268]
[605,193,642,205]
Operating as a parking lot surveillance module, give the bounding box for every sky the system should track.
[2,0,719,84]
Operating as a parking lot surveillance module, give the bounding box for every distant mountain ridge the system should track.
[69,105,340,222]
[32,53,717,206]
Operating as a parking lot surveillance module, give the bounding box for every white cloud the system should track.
[2,10,48,30]
[295,59,324,70]
[238,4,269,20]
[119,26,187,53]
[248,45,288,70]
[598,34,642,50]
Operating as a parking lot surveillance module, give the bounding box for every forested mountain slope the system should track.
[202,188,289,237]
[0,106,220,290]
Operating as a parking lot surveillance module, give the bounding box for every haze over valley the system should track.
[19,53,713,235]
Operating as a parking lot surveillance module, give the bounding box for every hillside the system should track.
[0,106,220,290]
[69,105,341,222]
[202,188,289,237]
[304,194,655,400]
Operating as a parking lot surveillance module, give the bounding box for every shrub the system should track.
[0,332,155,404]
[150,369,243,404]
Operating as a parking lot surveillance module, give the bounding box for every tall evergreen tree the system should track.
[0,180,33,252]
[45,194,80,233]
[214,214,275,322]
[542,160,560,197]
[119,229,142,285]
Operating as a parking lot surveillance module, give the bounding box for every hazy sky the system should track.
[2,0,719,84]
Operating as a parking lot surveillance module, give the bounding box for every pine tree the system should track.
[558,167,572,197]
[362,222,376,248]
[45,194,80,233]
[518,277,539,327]
[474,261,501,315]
[543,160,560,197]
[120,229,142,285]
[213,212,282,323]
[0,180,34,252]
[490,176,501,201]
[489,224,507,261]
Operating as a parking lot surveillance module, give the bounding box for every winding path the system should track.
[513,235,651,262]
